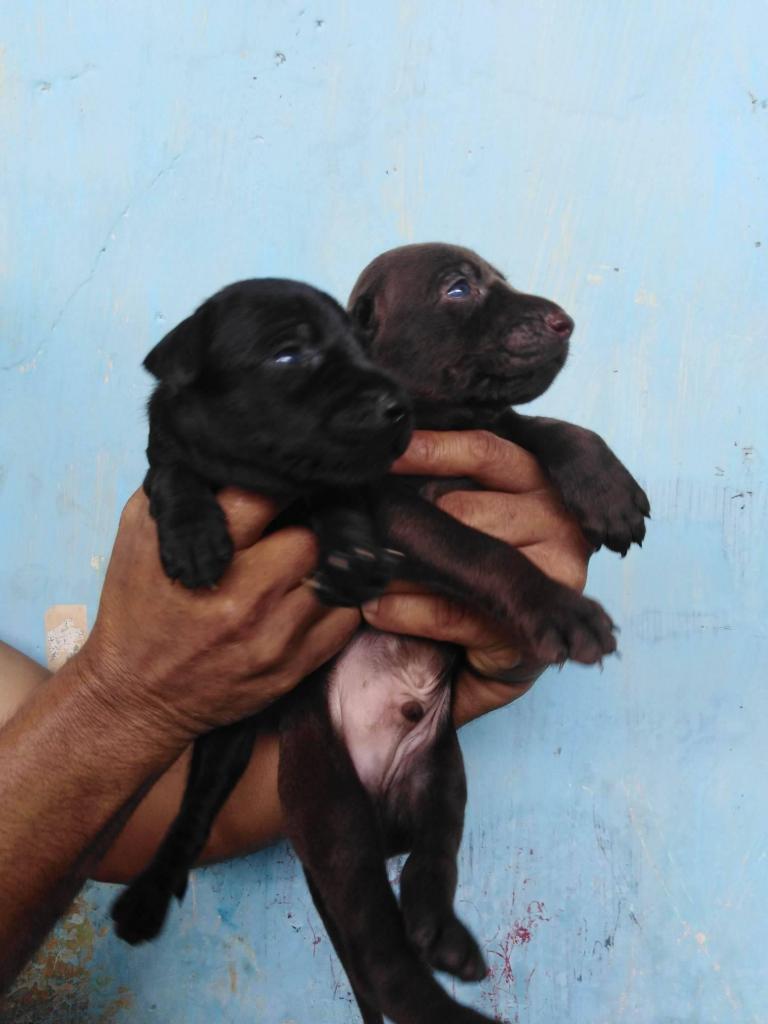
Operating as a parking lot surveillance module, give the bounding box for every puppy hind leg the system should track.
[399,728,487,983]
[304,870,383,1024]
[111,715,263,944]
[280,709,494,1024]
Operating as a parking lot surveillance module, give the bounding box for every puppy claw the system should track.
[313,544,400,607]
[552,460,649,557]
[384,547,406,559]
[522,589,617,667]
[352,546,377,561]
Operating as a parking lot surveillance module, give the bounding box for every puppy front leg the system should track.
[145,463,234,588]
[495,410,650,555]
[309,488,402,606]
[377,483,616,665]
[399,725,487,983]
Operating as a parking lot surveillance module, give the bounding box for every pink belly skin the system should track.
[327,629,452,800]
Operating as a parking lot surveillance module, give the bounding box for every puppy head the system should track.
[145,279,412,488]
[348,243,573,417]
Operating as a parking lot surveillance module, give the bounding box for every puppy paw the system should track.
[111,868,187,945]
[311,545,403,607]
[405,907,487,982]
[519,587,617,666]
[552,460,650,556]
[445,1007,497,1024]
[158,507,234,589]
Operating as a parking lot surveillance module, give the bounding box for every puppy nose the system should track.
[378,394,408,425]
[544,311,574,338]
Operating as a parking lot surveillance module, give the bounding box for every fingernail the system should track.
[362,599,380,615]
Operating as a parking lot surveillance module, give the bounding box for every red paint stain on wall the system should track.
[483,903,548,1023]
[489,901,550,987]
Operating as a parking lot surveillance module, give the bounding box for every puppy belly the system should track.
[327,629,452,800]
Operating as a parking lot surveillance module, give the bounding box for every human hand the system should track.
[361,430,592,727]
[75,488,360,746]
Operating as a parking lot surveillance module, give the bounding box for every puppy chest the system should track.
[327,631,451,798]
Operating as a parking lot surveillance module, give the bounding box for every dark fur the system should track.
[111,249,648,1024]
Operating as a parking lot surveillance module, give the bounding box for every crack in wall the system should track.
[1,150,184,372]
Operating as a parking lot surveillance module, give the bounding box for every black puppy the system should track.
[137,278,411,595]
[112,249,648,1024]
[111,277,415,936]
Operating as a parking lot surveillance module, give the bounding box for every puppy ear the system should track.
[143,303,212,393]
[349,292,378,346]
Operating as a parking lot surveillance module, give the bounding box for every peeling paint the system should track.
[44,605,88,670]
[2,893,97,1023]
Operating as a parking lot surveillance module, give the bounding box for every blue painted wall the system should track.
[2,2,766,1021]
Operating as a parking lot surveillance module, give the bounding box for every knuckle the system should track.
[437,491,476,524]
[414,431,442,466]
[243,625,287,675]
[435,598,468,632]
[269,667,304,701]
[120,491,145,528]
[252,636,284,673]
[217,594,244,630]
[283,527,319,568]
[466,429,502,468]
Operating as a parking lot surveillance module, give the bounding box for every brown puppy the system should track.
[112,246,647,1024]
[349,243,647,556]
[279,245,647,1024]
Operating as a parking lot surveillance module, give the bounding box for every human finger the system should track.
[235,582,349,677]
[435,489,580,547]
[391,430,548,492]
[217,488,283,550]
[225,526,319,599]
[362,592,508,650]
[452,672,539,728]
[284,606,362,687]
[518,538,590,592]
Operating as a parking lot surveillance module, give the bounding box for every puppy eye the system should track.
[446,278,471,299]
[271,345,309,366]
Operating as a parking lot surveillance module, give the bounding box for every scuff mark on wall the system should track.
[634,289,658,307]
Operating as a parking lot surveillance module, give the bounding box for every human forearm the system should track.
[0,488,357,992]
[93,730,284,882]
[0,641,49,725]
[0,642,285,885]
[0,654,185,991]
